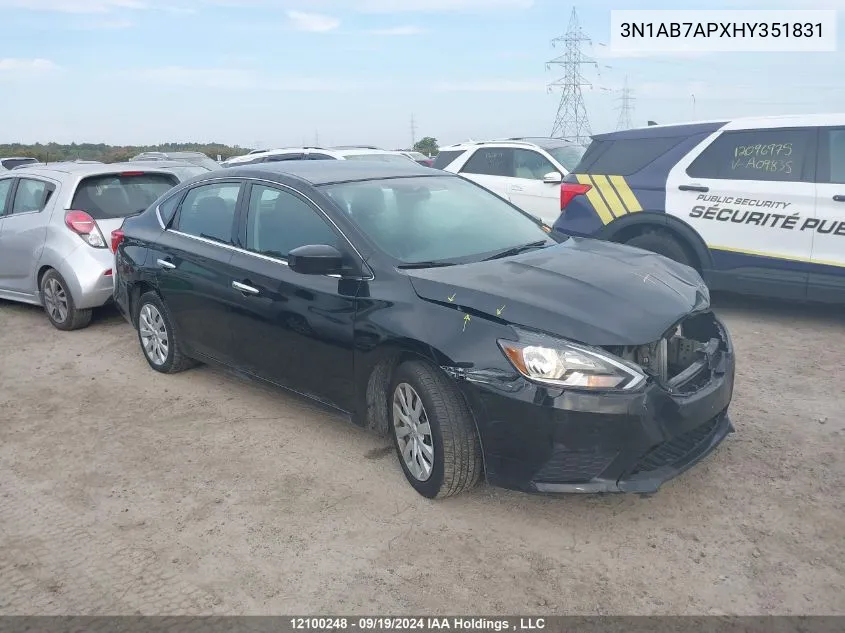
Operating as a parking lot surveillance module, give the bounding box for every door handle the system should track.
[834,195,845,202]
[156,258,176,270]
[510,185,524,192]
[232,280,260,295]
[679,185,709,193]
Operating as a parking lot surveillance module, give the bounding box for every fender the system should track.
[596,210,714,271]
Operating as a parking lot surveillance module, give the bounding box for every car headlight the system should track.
[498,330,646,391]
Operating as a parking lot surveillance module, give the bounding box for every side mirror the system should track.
[543,171,562,184]
[288,244,344,276]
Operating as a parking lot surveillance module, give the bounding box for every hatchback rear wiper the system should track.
[397,261,456,269]
[482,240,549,261]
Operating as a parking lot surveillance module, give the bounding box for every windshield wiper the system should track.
[483,240,549,261]
[397,261,457,269]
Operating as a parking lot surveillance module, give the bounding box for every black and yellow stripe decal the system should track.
[574,174,643,225]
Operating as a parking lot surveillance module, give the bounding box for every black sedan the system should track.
[112,160,735,498]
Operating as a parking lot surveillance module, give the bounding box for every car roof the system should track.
[592,113,845,141]
[9,160,197,178]
[440,137,582,151]
[333,148,409,158]
[214,159,443,186]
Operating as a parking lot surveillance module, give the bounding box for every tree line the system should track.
[0,137,441,164]
[0,142,249,164]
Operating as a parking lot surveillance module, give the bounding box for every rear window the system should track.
[432,150,466,170]
[547,145,586,171]
[573,136,686,175]
[2,157,38,170]
[71,172,178,219]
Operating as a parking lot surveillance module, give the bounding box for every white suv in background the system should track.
[433,137,586,225]
[221,146,415,168]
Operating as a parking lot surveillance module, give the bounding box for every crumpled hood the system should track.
[405,237,710,346]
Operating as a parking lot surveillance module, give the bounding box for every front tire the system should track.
[136,291,195,374]
[40,269,92,331]
[389,360,482,499]
[624,229,693,268]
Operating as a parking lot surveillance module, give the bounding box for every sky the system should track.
[0,0,843,150]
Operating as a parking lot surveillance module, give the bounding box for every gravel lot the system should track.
[0,295,843,615]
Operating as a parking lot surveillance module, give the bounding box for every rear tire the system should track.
[40,269,92,331]
[624,229,693,268]
[388,360,482,499]
[136,291,196,374]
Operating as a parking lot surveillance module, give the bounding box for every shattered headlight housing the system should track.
[498,328,647,391]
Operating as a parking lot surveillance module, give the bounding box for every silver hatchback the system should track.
[0,161,208,330]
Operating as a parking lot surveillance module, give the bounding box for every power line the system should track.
[547,7,596,144]
[615,75,635,130]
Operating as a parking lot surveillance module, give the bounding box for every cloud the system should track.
[358,0,532,11]
[0,0,145,12]
[286,10,340,32]
[367,25,426,35]
[71,17,135,28]
[591,44,710,60]
[433,79,546,92]
[138,66,367,91]
[0,58,59,71]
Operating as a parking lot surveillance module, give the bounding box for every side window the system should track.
[263,153,304,163]
[821,128,845,185]
[512,149,557,180]
[307,154,335,160]
[245,185,339,259]
[0,178,13,215]
[10,178,52,214]
[157,193,183,226]
[687,128,813,182]
[431,150,465,170]
[174,182,240,244]
[460,148,515,177]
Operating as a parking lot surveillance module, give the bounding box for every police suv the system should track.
[553,114,845,303]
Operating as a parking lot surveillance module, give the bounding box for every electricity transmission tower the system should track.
[615,76,635,130]
[410,114,417,149]
[547,7,596,144]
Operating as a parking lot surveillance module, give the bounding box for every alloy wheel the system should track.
[392,383,434,481]
[138,304,169,366]
[43,278,68,324]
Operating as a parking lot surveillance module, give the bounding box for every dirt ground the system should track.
[0,294,843,616]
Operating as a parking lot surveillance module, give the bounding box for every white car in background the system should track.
[221,146,416,168]
[432,137,586,225]
[1,157,40,172]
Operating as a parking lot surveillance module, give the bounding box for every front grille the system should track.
[628,412,724,476]
[533,449,619,483]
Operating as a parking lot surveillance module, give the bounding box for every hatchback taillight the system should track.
[111,228,125,253]
[560,182,592,210]
[65,210,107,248]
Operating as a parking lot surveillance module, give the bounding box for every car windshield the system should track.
[320,175,554,265]
[343,153,413,164]
[547,145,586,171]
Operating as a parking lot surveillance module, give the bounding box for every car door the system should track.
[0,178,14,286]
[507,148,562,225]
[808,126,845,302]
[458,147,516,200]
[0,177,57,296]
[153,180,245,364]
[668,126,817,300]
[227,182,361,411]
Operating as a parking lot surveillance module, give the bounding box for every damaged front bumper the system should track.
[457,313,736,494]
